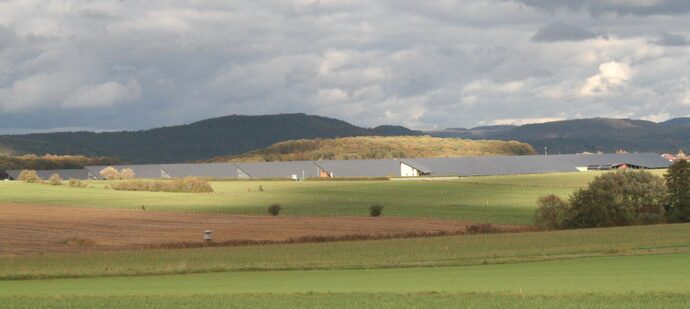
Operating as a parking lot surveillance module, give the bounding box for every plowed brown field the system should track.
[0,204,525,256]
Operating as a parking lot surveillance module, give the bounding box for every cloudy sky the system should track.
[1,0,690,133]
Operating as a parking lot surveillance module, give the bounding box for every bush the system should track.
[99,166,120,180]
[534,195,571,230]
[664,159,690,222]
[120,168,136,179]
[465,223,501,234]
[109,177,214,193]
[268,204,281,216]
[68,179,87,188]
[567,170,667,228]
[48,173,62,185]
[369,205,383,217]
[18,170,42,183]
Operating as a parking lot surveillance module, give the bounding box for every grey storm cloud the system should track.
[531,22,599,42]
[0,0,690,132]
[653,32,690,46]
[514,0,690,16]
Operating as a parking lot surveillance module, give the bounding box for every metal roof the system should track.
[85,164,167,179]
[403,153,670,177]
[6,169,95,180]
[233,161,322,179]
[160,163,237,178]
[315,159,401,177]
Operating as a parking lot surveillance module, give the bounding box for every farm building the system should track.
[5,169,97,181]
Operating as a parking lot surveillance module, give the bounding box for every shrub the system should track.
[109,177,214,193]
[99,166,120,180]
[567,170,667,228]
[664,159,690,222]
[268,204,281,216]
[68,179,87,188]
[369,205,383,217]
[48,173,62,185]
[120,168,136,179]
[534,195,571,230]
[465,223,501,234]
[18,170,42,183]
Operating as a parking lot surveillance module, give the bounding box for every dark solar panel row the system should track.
[3,153,671,180]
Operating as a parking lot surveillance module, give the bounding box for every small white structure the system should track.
[400,162,420,177]
[203,230,213,242]
[399,160,431,177]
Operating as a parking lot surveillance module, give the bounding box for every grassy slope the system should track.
[2,223,689,280]
[211,135,536,162]
[0,172,611,224]
[2,254,689,296]
[2,170,687,307]
[5,293,689,309]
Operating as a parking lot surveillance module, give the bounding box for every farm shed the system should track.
[234,161,322,179]
[85,164,168,179]
[399,159,432,177]
[314,159,401,178]
[160,163,237,179]
[5,169,96,180]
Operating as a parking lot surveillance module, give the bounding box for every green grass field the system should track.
[2,170,688,308]
[3,223,689,280]
[0,172,617,224]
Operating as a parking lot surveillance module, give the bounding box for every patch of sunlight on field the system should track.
[0,170,665,224]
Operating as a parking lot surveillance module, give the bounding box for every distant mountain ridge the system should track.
[1,114,688,163]
[427,117,690,154]
[0,114,415,163]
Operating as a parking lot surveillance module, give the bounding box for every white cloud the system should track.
[63,80,141,108]
[580,61,633,96]
[490,117,566,126]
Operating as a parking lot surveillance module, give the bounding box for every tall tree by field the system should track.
[567,170,667,228]
[664,159,690,222]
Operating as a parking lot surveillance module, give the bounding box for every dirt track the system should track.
[0,204,524,256]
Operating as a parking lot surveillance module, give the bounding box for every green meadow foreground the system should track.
[1,170,688,308]
[0,172,623,225]
[1,225,689,307]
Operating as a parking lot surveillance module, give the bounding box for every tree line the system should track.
[536,160,690,229]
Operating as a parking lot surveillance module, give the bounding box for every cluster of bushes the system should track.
[109,177,214,193]
[99,167,136,180]
[266,204,384,217]
[535,160,690,230]
[17,170,86,187]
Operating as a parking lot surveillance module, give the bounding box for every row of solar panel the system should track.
[3,153,671,180]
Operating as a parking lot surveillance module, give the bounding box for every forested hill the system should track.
[210,136,536,162]
[0,114,423,163]
[428,118,690,154]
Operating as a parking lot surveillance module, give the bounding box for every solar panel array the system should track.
[403,153,671,177]
[2,153,671,180]
[6,169,96,180]
[315,159,401,177]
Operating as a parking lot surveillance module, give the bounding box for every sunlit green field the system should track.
[2,170,686,308]
[3,223,689,280]
[0,171,623,224]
